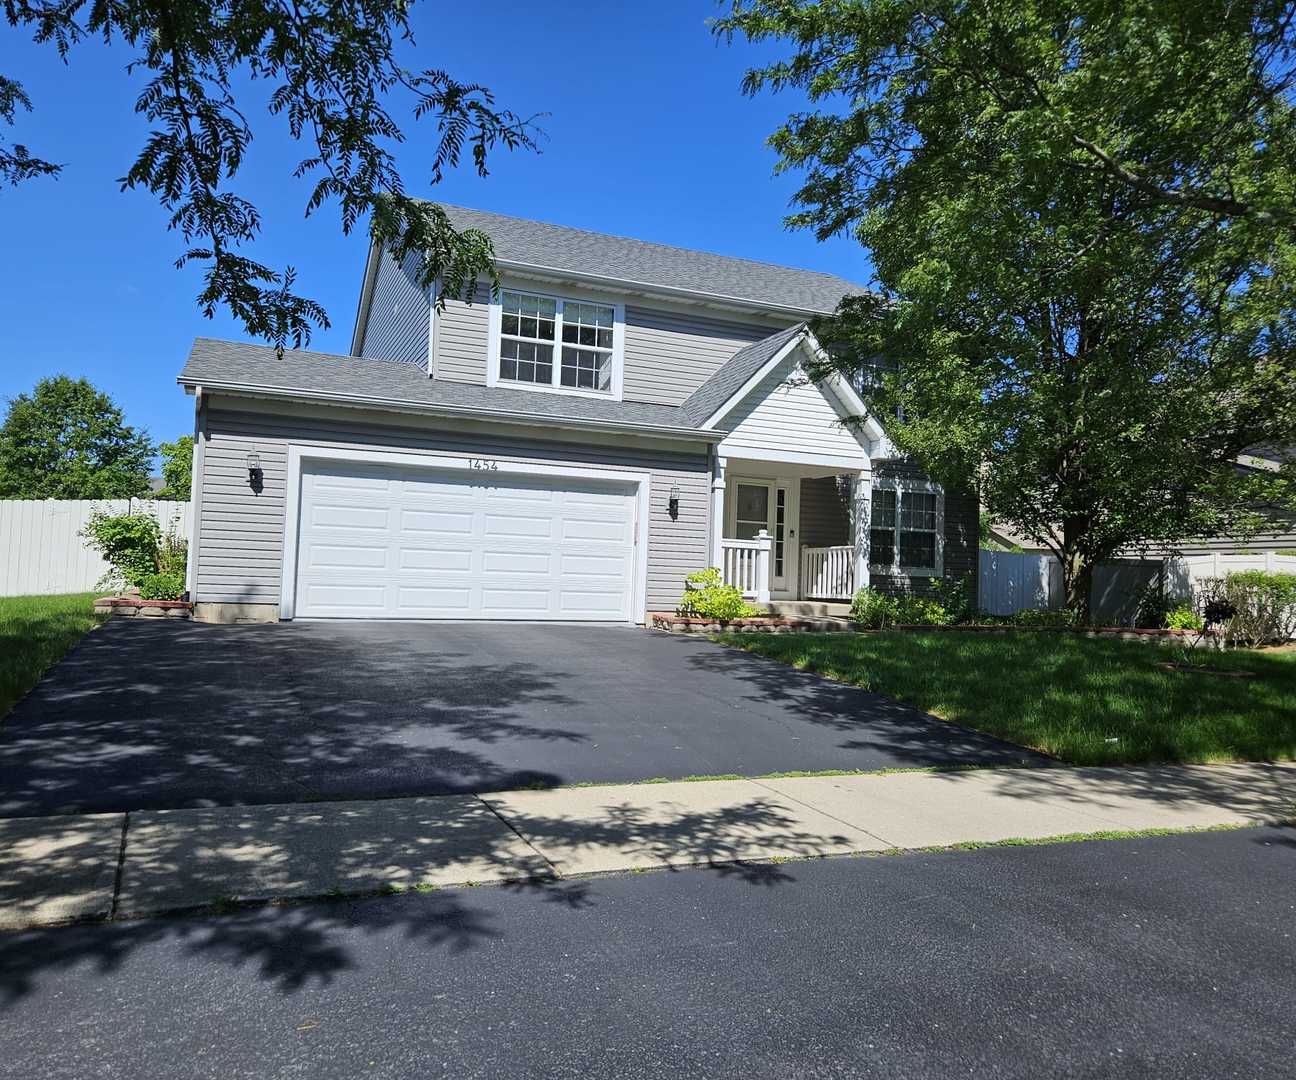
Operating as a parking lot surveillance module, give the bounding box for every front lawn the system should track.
[0,593,106,720]
[717,631,1296,765]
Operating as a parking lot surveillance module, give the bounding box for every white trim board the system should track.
[278,444,652,624]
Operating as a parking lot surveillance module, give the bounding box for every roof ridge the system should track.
[431,203,869,291]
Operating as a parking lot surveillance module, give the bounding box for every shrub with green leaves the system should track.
[931,574,976,624]
[138,572,186,601]
[849,586,950,628]
[1196,572,1296,646]
[1164,604,1205,632]
[677,568,764,621]
[988,607,1085,629]
[82,509,188,594]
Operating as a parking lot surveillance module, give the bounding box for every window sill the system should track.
[494,377,620,402]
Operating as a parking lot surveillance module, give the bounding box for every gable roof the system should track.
[435,205,872,315]
[178,338,717,441]
[681,324,806,427]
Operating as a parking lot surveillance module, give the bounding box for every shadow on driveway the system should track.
[0,620,1043,817]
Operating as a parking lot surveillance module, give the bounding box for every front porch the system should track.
[711,461,867,605]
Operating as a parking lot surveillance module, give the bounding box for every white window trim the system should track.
[486,285,626,401]
[278,444,651,624]
[868,476,944,578]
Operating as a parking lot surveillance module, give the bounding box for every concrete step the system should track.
[768,601,853,618]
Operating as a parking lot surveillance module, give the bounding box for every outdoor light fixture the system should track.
[668,484,681,516]
[246,451,262,483]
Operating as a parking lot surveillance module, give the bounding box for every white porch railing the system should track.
[801,545,855,600]
[719,530,772,604]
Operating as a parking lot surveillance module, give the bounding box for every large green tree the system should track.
[2,1,538,347]
[0,375,154,498]
[156,435,194,500]
[719,0,1296,613]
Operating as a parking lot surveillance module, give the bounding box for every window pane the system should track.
[561,301,614,346]
[736,484,769,524]
[871,488,896,528]
[502,292,556,340]
[499,338,553,384]
[901,491,937,531]
[560,347,611,390]
[869,529,895,567]
[899,531,936,568]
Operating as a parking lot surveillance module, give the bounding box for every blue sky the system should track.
[0,1,871,451]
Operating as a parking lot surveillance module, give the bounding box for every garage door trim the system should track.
[279,445,651,622]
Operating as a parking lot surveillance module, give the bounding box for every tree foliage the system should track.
[2,0,539,347]
[719,0,1296,612]
[157,435,194,500]
[0,375,154,498]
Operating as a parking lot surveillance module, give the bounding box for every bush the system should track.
[1164,604,1204,631]
[677,568,764,621]
[1196,571,1296,646]
[138,571,186,600]
[988,607,1085,628]
[849,586,950,628]
[82,509,188,593]
[931,574,976,623]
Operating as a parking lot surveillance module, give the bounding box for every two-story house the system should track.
[178,205,978,624]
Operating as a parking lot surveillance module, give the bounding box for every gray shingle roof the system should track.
[438,204,870,315]
[681,324,806,426]
[178,338,713,437]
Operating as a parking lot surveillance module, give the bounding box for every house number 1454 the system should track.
[468,458,498,471]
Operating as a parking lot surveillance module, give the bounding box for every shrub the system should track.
[931,574,976,623]
[82,511,162,588]
[677,568,764,621]
[996,607,1085,628]
[1164,604,1204,631]
[138,571,186,601]
[849,587,950,627]
[82,509,188,593]
[1196,571,1296,646]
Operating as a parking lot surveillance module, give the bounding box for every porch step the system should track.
[768,601,853,618]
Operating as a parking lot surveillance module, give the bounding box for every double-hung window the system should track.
[869,479,943,576]
[492,289,622,396]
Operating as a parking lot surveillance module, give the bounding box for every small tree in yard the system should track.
[156,436,194,500]
[0,375,154,499]
[719,0,1296,617]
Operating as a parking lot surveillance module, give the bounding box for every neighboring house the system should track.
[178,205,977,624]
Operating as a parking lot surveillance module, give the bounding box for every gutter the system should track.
[175,376,724,444]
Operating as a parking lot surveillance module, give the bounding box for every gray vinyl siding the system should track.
[194,400,709,615]
[799,476,850,547]
[426,288,784,403]
[622,307,786,406]
[361,248,429,368]
[434,281,492,383]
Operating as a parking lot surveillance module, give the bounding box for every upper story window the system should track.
[869,478,943,576]
[489,288,624,398]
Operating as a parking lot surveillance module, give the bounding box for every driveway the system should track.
[0,619,1041,817]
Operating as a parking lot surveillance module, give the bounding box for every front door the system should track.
[727,479,795,595]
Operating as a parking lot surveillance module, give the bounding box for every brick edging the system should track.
[94,597,193,619]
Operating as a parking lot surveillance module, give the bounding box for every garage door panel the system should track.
[295,460,636,621]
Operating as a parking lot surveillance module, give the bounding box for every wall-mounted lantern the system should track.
[246,451,262,485]
[668,483,681,519]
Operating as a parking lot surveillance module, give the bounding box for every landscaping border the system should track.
[94,597,193,620]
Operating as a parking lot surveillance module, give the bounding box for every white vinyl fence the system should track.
[1167,551,1296,597]
[0,499,191,597]
[978,548,1064,615]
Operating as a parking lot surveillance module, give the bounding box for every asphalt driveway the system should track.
[0,619,1042,817]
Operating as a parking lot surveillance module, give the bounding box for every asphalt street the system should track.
[2,825,1292,1079]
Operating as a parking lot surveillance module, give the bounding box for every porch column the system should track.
[709,453,727,569]
[850,468,871,595]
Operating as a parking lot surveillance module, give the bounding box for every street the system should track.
[3,826,1292,1079]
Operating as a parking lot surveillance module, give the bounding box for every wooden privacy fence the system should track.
[0,499,191,597]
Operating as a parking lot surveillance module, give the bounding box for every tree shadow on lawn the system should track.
[709,632,1296,766]
[0,792,827,1004]
[0,619,589,817]
[682,637,1047,768]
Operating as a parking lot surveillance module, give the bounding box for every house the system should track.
[178,205,978,624]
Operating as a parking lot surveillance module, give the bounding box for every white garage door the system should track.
[293,460,637,620]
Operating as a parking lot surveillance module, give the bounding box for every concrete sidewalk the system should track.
[3,763,1294,929]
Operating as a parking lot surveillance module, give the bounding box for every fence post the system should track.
[754,529,772,606]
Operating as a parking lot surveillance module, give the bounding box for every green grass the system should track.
[0,592,106,720]
[716,631,1296,766]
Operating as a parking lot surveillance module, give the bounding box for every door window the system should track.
[734,483,770,541]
